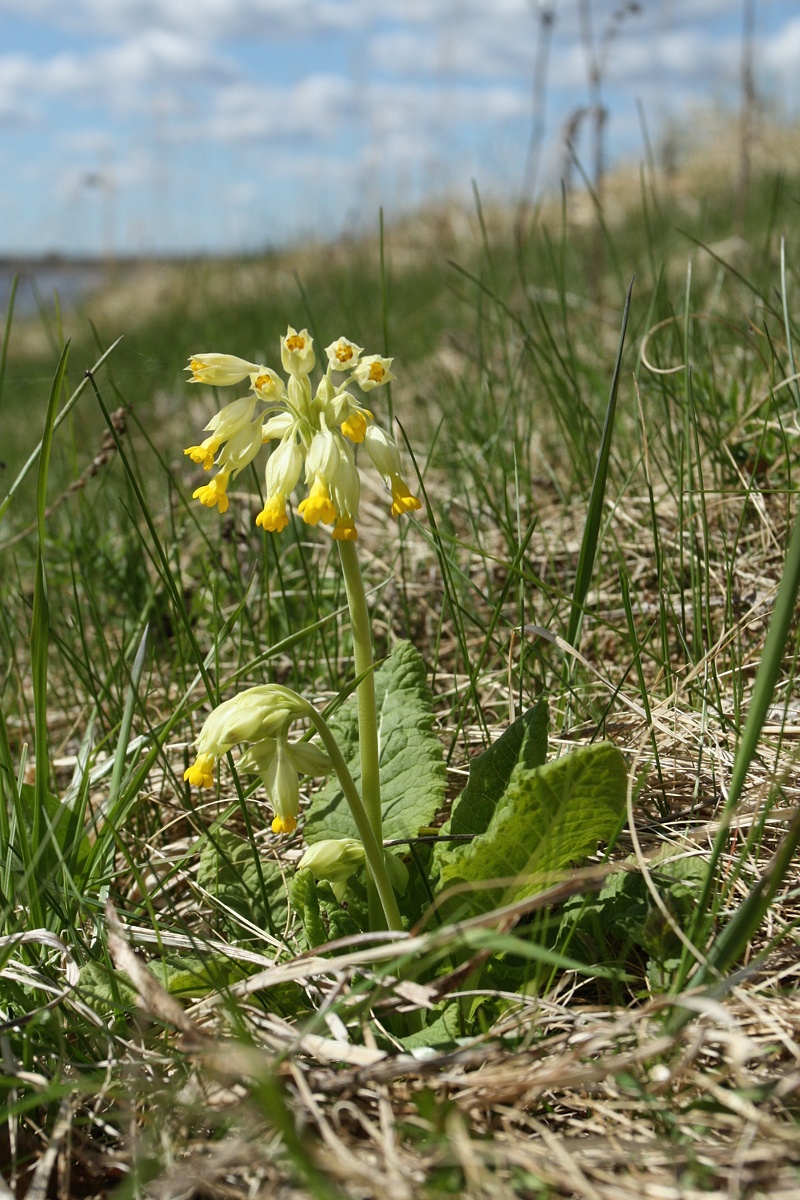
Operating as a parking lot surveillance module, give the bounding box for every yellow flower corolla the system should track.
[333,515,358,541]
[193,470,231,513]
[256,494,291,533]
[389,476,423,517]
[340,410,369,443]
[184,325,416,536]
[183,752,216,789]
[298,477,336,526]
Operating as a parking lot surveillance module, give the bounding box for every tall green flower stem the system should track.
[337,539,386,929]
[299,697,402,932]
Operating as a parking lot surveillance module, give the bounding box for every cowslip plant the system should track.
[182,324,629,953]
[183,327,420,931]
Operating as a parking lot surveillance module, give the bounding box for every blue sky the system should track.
[0,0,798,257]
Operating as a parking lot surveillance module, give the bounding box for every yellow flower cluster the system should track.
[184,328,421,539]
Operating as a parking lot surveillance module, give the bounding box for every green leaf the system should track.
[434,742,628,917]
[304,640,445,844]
[447,701,548,837]
[78,961,138,1014]
[197,829,289,936]
[149,954,243,997]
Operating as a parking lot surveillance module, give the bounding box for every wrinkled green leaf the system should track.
[434,742,628,917]
[447,701,548,837]
[304,640,445,843]
[197,828,289,935]
[77,960,137,1013]
[148,955,243,997]
[558,848,707,967]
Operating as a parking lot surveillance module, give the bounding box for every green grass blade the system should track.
[27,344,70,928]
[566,276,634,648]
[107,623,150,811]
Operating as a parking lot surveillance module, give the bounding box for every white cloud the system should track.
[0,0,798,256]
[762,16,800,74]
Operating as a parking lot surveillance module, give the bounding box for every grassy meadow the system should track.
[2,139,800,1198]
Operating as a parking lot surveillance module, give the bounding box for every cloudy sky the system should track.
[1,0,798,257]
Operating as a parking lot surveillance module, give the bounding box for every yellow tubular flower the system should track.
[193,470,231,513]
[186,353,263,386]
[256,495,290,533]
[188,685,305,774]
[217,420,264,479]
[184,439,219,470]
[239,735,331,836]
[340,410,369,443]
[257,436,303,533]
[332,515,358,541]
[390,475,423,518]
[331,452,360,529]
[183,752,216,788]
[298,477,336,526]
[265,738,301,835]
[185,396,258,473]
[363,424,420,519]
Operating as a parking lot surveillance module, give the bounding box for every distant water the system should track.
[0,260,110,320]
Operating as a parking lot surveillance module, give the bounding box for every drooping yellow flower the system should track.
[184,687,331,835]
[183,684,310,797]
[332,515,358,541]
[184,440,217,471]
[256,494,290,533]
[389,476,423,517]
[364,425,421,518]
[256,435,303,532]
[184,396,258,469]
[183,752,216,789]
[340,409,370,443]
[193,470,231,513]
[298,477,336,526]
